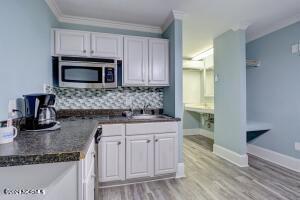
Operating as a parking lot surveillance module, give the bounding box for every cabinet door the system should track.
[99,136,125,182]
[154,133,178,175]
[148,39,169,86]
[55,29,90,56]
[91,33,123,58]
[84,171,95,200]
[123,36,148,86]
[126,135,154,179]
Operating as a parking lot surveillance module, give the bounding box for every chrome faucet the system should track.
[142,103,151,114]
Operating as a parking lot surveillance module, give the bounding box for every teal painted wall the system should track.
[247,22,300,159]
[162,20,184,162]
[214,30,247,155]
[0,0,59,121]
[0,1,164,121]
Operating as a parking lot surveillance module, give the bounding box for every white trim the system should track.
[175,163,185,178]
[59,15,162,34]
[247,13,300,42]
[183,128,214,139]
[231,22,251,31]
[213,144,249,167]
[45,0,62,18]
[162,10,185,32]
[248,144,300,173]
[45,0,162,34]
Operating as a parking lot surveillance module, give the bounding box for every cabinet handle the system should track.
[83,49,86,53]
[118,141,121,145]
[155,139,158,142]
[91,152,95,158]
[91,50,94,54]
[147,140,151,143]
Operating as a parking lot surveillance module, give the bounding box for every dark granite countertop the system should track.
[0,114,180,167]
[0,118,99,167]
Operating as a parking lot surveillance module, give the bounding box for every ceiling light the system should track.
[192,48,214,61]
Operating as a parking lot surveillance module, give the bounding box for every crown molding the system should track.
[45,0,162,34]
[162,10,185,32]
[59,15,162,33]
[45,0,62,18]
[231,22,251,31]
[247,13,300,42]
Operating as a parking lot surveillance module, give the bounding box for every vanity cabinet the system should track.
[126,135,154,179]
[55,29,90,57]
[123,36,149,86]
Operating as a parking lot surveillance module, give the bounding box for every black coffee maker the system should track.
[23,93,60,131]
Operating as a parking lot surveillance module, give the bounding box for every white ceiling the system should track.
[53,0,300,58]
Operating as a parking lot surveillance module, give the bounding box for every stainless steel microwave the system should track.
[55,57,117,89]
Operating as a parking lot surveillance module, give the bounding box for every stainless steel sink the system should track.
[131,114,166,120]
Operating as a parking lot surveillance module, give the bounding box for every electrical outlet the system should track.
[291,43,299,55]
[8,99,17,113]
[295,142,300,151]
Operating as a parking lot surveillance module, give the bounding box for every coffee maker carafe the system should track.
[23,94,60,131]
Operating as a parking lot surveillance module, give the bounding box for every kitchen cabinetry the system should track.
[123,36,149,86]
[91,33,123,58]
[126,135,154,179]
[98,122,178,184]
[123,36,169,86]
[99,136,125,182]
[53,29,123,59]
[154,133,177,175]
[98,124,125,183]
[55,29,90,57]
[81,138,96,200]
[149,39,169,86]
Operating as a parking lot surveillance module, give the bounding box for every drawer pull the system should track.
[155,139,158,142]
[118,141,121,145]
[147,140,151,143]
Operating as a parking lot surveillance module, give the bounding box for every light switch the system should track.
[291,43,299,55]
[295,142,300,151]
[214,74,219,82]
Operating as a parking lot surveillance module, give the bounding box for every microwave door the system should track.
[59,64,103,88]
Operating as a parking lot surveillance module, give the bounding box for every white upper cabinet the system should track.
[91,33,123,59]
[149,39,169,86]
[123,36,149,86]
[55,29,90,57]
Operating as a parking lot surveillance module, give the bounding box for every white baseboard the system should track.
[213,144,248,167]
[175,163,185,178]
[248,144,300,173]
[184,128,214,139]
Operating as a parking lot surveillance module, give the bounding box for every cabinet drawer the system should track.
[126,122,178,135]
[102,124,125,137]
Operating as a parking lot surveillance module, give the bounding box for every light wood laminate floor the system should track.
[99,135,300,200]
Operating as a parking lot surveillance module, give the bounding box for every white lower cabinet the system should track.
[126,135,154,179]
[99,136,125,182]
[98,122,178,184]
[154,133,178,175]
[84,170,95,200]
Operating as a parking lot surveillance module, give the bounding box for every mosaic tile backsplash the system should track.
[45,85,163,110]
